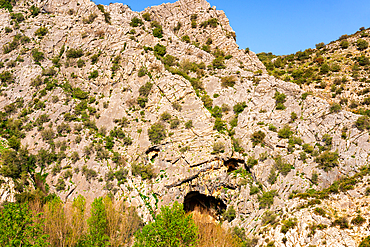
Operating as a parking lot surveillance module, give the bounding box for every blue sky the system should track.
[96,0,370,55]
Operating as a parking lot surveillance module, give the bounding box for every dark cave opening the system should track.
[183,191,226,219]
[224,158,245,173]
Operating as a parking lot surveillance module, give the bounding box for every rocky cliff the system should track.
[0,0,370,246]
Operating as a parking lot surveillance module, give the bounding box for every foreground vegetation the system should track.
[0,196,255,247]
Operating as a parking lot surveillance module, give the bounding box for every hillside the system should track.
[0,0,370,246]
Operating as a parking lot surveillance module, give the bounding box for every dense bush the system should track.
[185,120,193,129]
[340,40,349,49]
[233,102,247,115]
[134,202,197,247]
[32,49,45,62]
[357,39,369,50]
[35,27,48,37]
[356,116,370,130]
[251,131,265,146]
[200,18,218,28]
[142,12,151,21]
[274,91,286,110]
[258,190,276,209]
[281,218,297,234]
[148,123,166,144]
[88,70,98,79]
[66,48,84,58]
[223,206,236,222]
[132,163,154,180]
[316,151,339,171]
[221,76,236,87]
[130,17,143,27]
[212,141,225,154]
[181,35,190,43]
[278,125,293,139]
[274,155,292,176]
[154,44,166,57]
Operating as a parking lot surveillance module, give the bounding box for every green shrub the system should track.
[351,215,366,226]
[278,125,293,139]
[233,102,247,115]
[153,27,163,38]
[77,59,85,68]
[154,43,166,57]
[66,48,84,58]
[201,94,213,109]
[251,131,265,146]
[332,217,349,229]
[250,186,260,195]
[130,17,143,27]
[213,118,226,132]
[359,236,370,247]
[82,165,97,180]
[274,91,286,110]
[0,202,48,245]
[148,123,167,144]
[83,13,97,24]
[142,12,151,21]
[274,155,292,176]
[31,49,44,62]
[185,120,193,129]
[138,66,147,77]
[258,190,276,209]
[137,97,148,108]
[35,27,48,37]
[223,206,236,222]
[316,151,339,171]
[88,70,98,79]
[212,141,225,154]
[181,35,190,43]
[200,18,218,28]
[132,163,154,180]
[330,103,341,113]
[221,76,236,87]
[134,202,197,247]
[340,40,349,49]
[267,168,277,184]
[212,57,225,69]
[170,118,180,129]
[357,38,369,50]
[281,218,297,234]
[139,82,153,97]
[160,111,172,122]
[355,116,370,131]
[0,0,13,11]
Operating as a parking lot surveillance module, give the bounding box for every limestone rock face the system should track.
[0,0,369,245]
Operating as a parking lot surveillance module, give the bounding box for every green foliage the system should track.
[233,102,247,115]
[360,236,370,247]
[139,82,153,98]
[0,148,36,179]
[221,76,236,87]
[340,40,349,49]
[35,27,48,37]
[181,35,190,43]
[30,5,40,16]
[212,57,226,69]
[130,17,143,27]
[97,4,111,23]
[212,141,225,154]
[201,94,213,109]
[316,151,339,171]
[0,0,12,11]
[274,91,286,110]
[357,55,370,66]
[170,118,180,129]
[86,197,109,246]
[72,87,89,99]
[153,26,163,38]
[213,118,226,132]
[330,103,341,113]
[357,38,369,50]
[355,116,370,131]
[251,131,265,146]
[281,218,297,234]
[0,202,48,246]
[223,206,236,222]
[142,12,151,21]
[134,202,198,247]
[148,123,166,144]
[200,18,218,28]
[332,217,349,229]
[267,168,276,184]
[138,66,147,77]
[160,111,172,122]
[154,44,166,57]
[66,48,84,58]
[88,70,98,79]
[351,215,366,226]
[258,190,276,209]
[274,155,292,176]
[132,163,155,180]
[278,125,293,139]
[32,49,45,62]
[185,120,193,129]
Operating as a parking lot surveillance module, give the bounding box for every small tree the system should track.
[134,202,198,247]
[86,197,109,246]
[0,202,48,246]
[148,123,167,144]
[357,39,369,51]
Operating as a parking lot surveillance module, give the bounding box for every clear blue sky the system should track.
[97,0,370,55]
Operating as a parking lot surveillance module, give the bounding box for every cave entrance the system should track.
[183,191,226,220]
[224,158,245,173]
